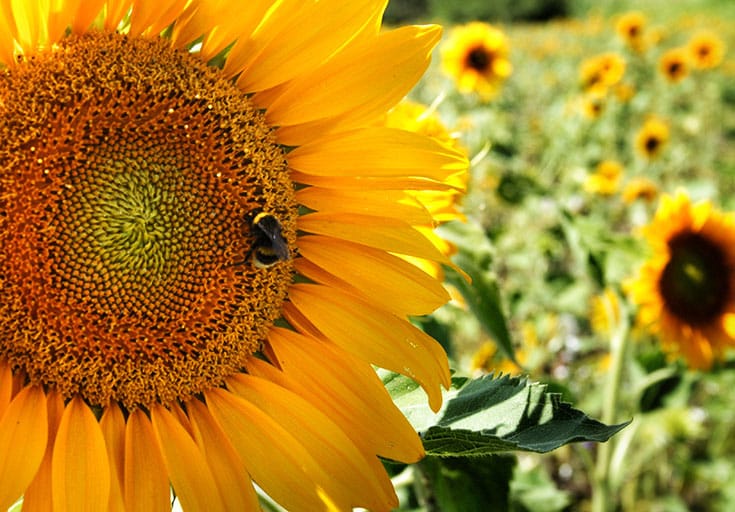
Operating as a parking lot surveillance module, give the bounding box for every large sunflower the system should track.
[0,1,468,510]
[626,192,735,369]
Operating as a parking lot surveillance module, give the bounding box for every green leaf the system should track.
[509,463,571,512]
[416,455,516,512]
[387,372,628,456]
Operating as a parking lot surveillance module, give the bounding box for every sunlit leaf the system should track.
[385,372,628,456]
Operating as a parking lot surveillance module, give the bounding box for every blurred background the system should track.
[382,0,735,510]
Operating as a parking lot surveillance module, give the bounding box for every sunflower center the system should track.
[659,232,731,325]
[645,135,661,154]
[0,32,296,409]
[466,47,491,72]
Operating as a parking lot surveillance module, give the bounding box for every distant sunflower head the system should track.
[635,116,670,160]
[659,47,690,83]
[622,177,659,204]
[580,90,607,119]
[0,1,467,510]
[616,11,647,52]
[626,192,735,369]
[584,160,623,195]
[687,30,726,69]
[579,52,626,93]
[440,22,513,101]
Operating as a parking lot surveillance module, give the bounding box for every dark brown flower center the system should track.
[0,32,296,409]
[645,135,661,154]
[466,46,491,72]
[659,232,731,325]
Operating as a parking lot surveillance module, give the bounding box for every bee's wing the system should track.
[256,215,290,259]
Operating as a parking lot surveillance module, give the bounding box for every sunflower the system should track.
[687,30,726,70]
[584,160,623,196]
[440,22,513,101]
[580,90,607,119]
[579,52,626,94]
[626,192,735,369]
[622,177,659,203]
[635,116,670,160]
[615,11,647,53]
[0,2,467,510]
[659,47,689,83]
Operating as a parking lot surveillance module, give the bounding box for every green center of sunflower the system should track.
[466,46,491,72]
[659,232,731,325]
[0,32,296,409]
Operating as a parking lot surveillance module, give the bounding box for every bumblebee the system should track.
[235,210,290,268]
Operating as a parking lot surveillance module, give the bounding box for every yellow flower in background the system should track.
[687,30,726,69]
[616,11,647,52]
[622,177,659,203]
[659,47,690,83]
[613,82,636,102]
[626,192,735,369]
[441,22,513,101]
[579,52,627,93]
[635,116,670,160]
[580,90,607,119]
[383,100,469,280]
[590,288,622,334]
[0,1,466,510]
[384,99,466,155]
[471,341,523,376]
[584,160,624,195]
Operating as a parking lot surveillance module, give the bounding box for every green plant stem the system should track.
[591,297,629,512]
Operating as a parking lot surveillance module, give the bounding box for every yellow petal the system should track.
[124,409,170,512]
[103,0,133,31]
[288,283,449,411]
[100,403,127,512]
[262,25,441,142]
[298,212,452,262]
[129,0,189,37]
[10,0,45,52]
[235,0,386,92]
[187,399,260,512]
[21,391,65,512]
[228,373,397,510]
[0,385,48,511]
[51,396,110,512]
[296,235,449,315]
[150,404,226,512]
[69,0,106,34]
[0,3,16,66]
[176,0,273,62]
[296,187,434,226]
[261,329,425,462]
[288,127,466,182]
[289,171,460,192]
[0,360,12,419]
[205,388,333,511]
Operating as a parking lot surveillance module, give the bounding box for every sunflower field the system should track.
[384,0,735,510]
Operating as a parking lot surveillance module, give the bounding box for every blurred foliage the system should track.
[398,0,735,509]
[429,0,570,23]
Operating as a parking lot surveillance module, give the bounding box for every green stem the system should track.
[591,294,630,512]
